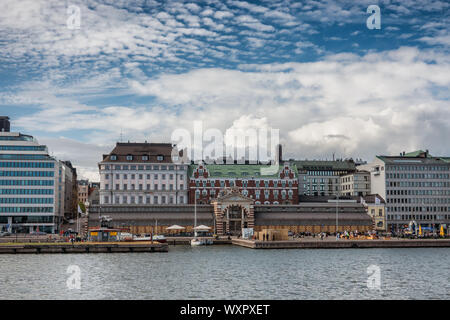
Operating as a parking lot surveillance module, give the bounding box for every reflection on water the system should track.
[0,246,449,300]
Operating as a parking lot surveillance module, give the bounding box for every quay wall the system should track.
[232,239,450,249]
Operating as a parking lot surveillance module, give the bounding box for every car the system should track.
[0,232,12,237]
[30,231,47,235]
[288,231,294,236]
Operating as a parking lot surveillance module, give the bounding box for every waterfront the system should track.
[0,246,449,300]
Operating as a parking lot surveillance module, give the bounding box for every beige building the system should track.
[77,180,89,205]
[340,171,371,196]
[361,194,386,232]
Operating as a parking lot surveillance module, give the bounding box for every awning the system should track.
[166,225,186,230]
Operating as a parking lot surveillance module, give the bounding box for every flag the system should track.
[78,204,83,215]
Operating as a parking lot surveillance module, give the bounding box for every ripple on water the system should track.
[0,246,449,299]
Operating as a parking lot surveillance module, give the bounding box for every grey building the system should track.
[358,150,450,233]
[293,160,356,197]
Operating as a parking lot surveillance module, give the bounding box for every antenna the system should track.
[120,129,123,142]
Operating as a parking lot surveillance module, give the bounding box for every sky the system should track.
[0,0,449,181]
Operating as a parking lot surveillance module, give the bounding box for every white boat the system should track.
[191,198,206,246]
[190,200,213,246]
[190,238,203,246]
[152,234,167,243]
[133,234,152,241]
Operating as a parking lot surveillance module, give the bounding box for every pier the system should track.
[0,241,168,254]
[232,238,450,249]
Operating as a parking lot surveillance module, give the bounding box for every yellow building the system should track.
[362,194,386,232]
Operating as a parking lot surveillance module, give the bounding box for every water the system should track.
[0,246,449,299]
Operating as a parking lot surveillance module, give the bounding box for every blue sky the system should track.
[0,0,449,180]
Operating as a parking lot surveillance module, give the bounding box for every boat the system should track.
[152,219,167,243]
[152,234,167,243]
[190,198,212,246]
[133,234,152,241]
[190,238,203,246]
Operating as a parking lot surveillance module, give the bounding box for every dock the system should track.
[165,237,231,245]
[232,238,450,249]
[0,241,168,254]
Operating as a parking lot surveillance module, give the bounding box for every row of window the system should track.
[194,180,295,188]
[103,195,185,205]
[104,173,184,180]
[387,206,449,213]
[0,189,54,195]
[0,171,54,177]
[0,162,54,168]
[0,207,53,213]
[387,173,449,179]
[386,165,449,172]
[0,154,51,160]
[388,197,450,204]
[110,154,165,161]
[102,164,187,171]
[0,216,54,223]
[0,198,54,204]
[388,189,450,196]
[104,183,184,191]
[387,214,450,220]
[0,179,54,186]
[0,145,47,151]
[388,181,449,188]
[195,188,293,199]
[303,171,350,176]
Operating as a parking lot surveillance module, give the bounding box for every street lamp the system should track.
[336,193,339,240]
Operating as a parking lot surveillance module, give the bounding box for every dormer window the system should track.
[110,155,117,161]
[157,155,164,161]
[126,155,133,161]
[142,155,149,161]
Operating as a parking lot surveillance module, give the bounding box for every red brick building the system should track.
[188,162,299,204]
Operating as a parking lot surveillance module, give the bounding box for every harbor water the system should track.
[0,246,449,299]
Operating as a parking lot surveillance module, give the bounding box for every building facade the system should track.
[358,150,450,233]
[99,142,188,205]
[188,162,299,205]
[294,160,356,196]
[78,179,89,204]
[89,189,373,236]
[0,130,68,233]
[340,171,371,196]
[361,194,386,232]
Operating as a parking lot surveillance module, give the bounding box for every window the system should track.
[110,155,117,160]
[126,155,133,161]
[157,155,164,161]
[142,155,149,161]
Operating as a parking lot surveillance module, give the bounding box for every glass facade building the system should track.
[0,131,59,233]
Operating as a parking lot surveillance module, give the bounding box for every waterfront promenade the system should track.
[232,238,450,249]
[0,241,168,254]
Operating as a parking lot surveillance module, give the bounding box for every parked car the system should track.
[0,232,12,237]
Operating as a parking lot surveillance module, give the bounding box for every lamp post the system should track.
[336,193,339,240]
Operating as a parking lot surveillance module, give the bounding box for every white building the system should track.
[358,150,450,233]
[99,142,188,205]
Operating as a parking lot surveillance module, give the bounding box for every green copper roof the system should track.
[189,163,298,178]
[403,150,432,158]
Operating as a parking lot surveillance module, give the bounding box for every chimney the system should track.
[277,144,282,163]
[0,116,10,132]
